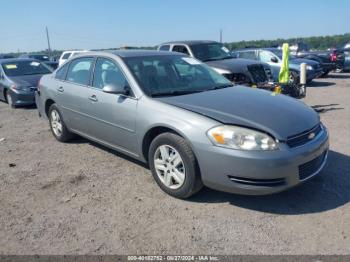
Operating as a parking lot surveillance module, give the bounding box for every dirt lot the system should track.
[0,73,349,255]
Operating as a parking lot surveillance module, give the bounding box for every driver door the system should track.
[86,57,138,155]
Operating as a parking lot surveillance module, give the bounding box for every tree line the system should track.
[225,33,350,50]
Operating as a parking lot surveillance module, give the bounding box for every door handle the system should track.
[57,86,64,92]
[89,95,98,102]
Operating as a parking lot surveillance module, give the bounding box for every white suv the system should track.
[58,50,89,66]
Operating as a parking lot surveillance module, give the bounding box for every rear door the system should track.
[55,57,94,134]
[86,57,138,154]
[258,50,281,80]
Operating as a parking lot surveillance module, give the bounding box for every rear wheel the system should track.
[49,104,74,142]
[148,133,203,199]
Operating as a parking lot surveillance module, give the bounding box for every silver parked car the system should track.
[35,51,329,199]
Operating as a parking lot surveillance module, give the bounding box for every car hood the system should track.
[155,86,319,140]
[290,58,319,66]
[205,58,260,72]
[8,74,45,87]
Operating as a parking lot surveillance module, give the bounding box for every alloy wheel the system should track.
[154,145,186,189]
[6,93,13,107]
[50,110,63,137]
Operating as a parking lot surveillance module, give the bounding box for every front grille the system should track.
[223,73,247,84]
[247,64,268,83]
[286,124,323,148]
[264,68,274,81]
[299,151,327,181]
[228,175,285,187]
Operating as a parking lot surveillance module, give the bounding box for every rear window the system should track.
[2,60,52,77]
[159,45,170,51]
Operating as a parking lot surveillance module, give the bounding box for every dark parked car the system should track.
[35,51,329,198]
[289,42,345,76]
[232,48,323,84]
[343,48,350,72]
[0,58,52,107]
[19,54,59,70]
[0,54,15,59]
[158,41,274,89]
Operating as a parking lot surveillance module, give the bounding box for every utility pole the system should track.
[220,29,223,43]
[46,26,52,56]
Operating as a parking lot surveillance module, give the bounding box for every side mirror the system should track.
[271,57,278,63]
[102,84,130,95]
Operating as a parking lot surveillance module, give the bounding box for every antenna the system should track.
[220,29,223,43]
[46,26,52,55]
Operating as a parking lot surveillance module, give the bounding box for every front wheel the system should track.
[6,91,15,108]
[49,104,74,142]
[148,133,203,199]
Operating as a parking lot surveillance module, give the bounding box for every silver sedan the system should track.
[35,50,329,198]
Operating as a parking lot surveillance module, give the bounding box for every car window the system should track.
[172,45,190,55]
[62,53,71,60]
[124,55,231,96]
[190,43,232,61]
[66,57,93,85]
[239,51,256,60]
[92,57,128,90]
[159,45,170,51]
[55,62,70,80]
[259,51,278,63]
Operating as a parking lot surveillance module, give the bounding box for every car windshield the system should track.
[269,49,296,59]
[2,60,52,77]
[190,43,233,62]
[123,55,233,97]
[31,55,50,61]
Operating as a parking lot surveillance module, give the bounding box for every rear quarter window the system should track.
[55,63,69,80]
[61,53,71,60]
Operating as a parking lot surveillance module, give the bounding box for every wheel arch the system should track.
[141,125,195,163]
[44,98,56,117]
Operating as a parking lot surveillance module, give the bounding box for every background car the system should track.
[289,42,345,76]
[58,50,89,66]
[0,54,15,59]
[0,58,52,107]
[232,48,323,84]
[158,41,274,89]
[343,48,350,71]
[19,54,59,70]
[36,51,328,199]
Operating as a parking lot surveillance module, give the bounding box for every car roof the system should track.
[233,47,279,52]
[160,40,219,46]
[74,50,184,58]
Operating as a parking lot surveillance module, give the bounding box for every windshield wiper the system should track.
[151,90,203,97]
[202,56,233,62]
[207,84,234,91]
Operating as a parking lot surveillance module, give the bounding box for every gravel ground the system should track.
[0,73,349,255]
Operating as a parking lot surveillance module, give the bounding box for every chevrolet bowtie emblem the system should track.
[308,132,316,139]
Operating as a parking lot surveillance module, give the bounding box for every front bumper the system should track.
[194,126,329,195]
[35,91,46,118]
[10,88,36,106]
[307,68,324,80]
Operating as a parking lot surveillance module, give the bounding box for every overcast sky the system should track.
[1,0,349,53]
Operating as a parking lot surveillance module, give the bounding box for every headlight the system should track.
[306,65,313,70]
[207,125,278,151]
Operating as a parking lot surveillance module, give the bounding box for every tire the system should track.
[148,132,203,199]
[48,104,74,142]
[289,71,299,85]
[5,90,15,108]
[321,70,330,77]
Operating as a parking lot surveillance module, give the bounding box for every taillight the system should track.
[330,52,337,62]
